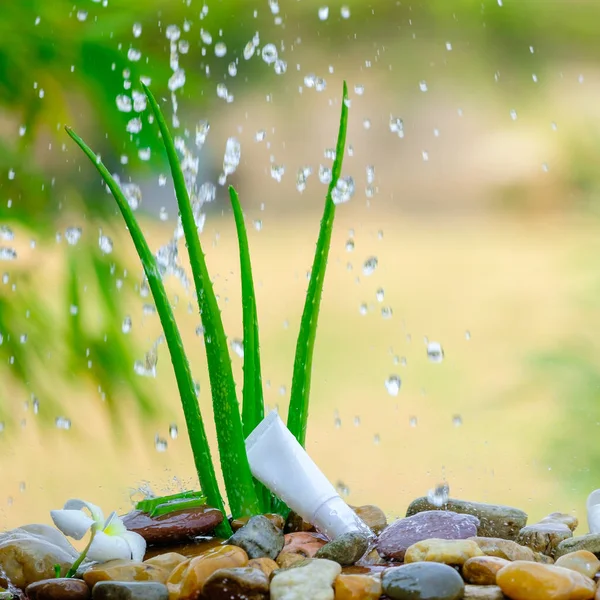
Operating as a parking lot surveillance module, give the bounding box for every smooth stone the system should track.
[284,512,316,534]
[270,558,341,600]
[166,545,248,600]
[0,539,74,589]
[406,497,527,541]
[202,567,269,600]
[351,506,388,535]
[121,507,223,545]
[232,513,285,532]
[0,525,78,559]
[556,535,600,559]
[314,532,369,566]
[143,538,224,560]
[91,581,168,600]
[540,513,579,533]
[333,573,382,600]
[377,510,479,560]
[462,556,511,585]
[382,563,465,600]
[463,584,505,600]
[248,557,279,578]
[404,538,483,565]
[26,578,90,600]
[517,522,573,557]
[276,553,306,569]
[497,561,596,600]
[227,515,284,560]
[143,552,187,573]
[277,532,327,566]
[470,536,538,562]
[555,551,600,578]
[83,560,170,587]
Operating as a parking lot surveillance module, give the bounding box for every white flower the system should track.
[51,499,146,562]
[587,489,600,534]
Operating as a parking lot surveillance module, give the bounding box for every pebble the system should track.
[540,513,579,532]
[314,532,369,566]
[83,560,171,587]
[26,578,90,600]
[142,538,223,560]
[121,506,224,545]
[470,536,538,562]
[517,522,573,556]
[91,582,168,600]
[166,545,248,600]
[228,515,284,560]
[143,552,187,573]
[202,566,269,600]
[382,563,465,600]
[404,538,483,565]
[556,534,600,559]
[333,573,382,600]
[232,513,285,532]
[0,538,75,589]
[276,532,327,567]
[406,497,527,540]
[555,550,600,578]
[496,561,596,600]
[285,511,316,533]
[377,510,479,560]
[462,556,511,585]
[248,557,279,577]
[351,505,388,535]
[270,558,341,600]
[463,584,505,600]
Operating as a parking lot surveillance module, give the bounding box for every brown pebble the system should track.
[462,556,511,585]
[26,578,90,600]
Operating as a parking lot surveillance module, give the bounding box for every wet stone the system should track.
[143,552,187,573]
[284,511,316,534]
[382,563,465,600]
[496,560,596,600]
[142,538,223,560]
[463,584,505,600]
[462,556,511,585]
[83,560,171,587]
[314,532,369,566]
[351,505,388,535]
[333,573,382,600]
[202,567,269,600]
[270,558,341,600]
[517,522,573,557]
[404,538,483,566]
[554,550,600,578]
[227,515,284,560]
[121,506,223,545]
[406,496,527,540]
[377,510,479,560]
[26,578,90,600]
[555,534,600,559]
[540,513,579,532]
[276,532,327,567]
[247,557,279,578]
[470,536,538,562]
[91,582,168,600]
[231,513,285,532]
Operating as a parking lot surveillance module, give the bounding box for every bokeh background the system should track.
[1,0,600,530]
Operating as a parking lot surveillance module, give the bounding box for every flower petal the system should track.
[103,512,127,536]
[50,509,95,540]
[588,489,600,533]
[63,499,105,525]
[87,531,132,562]
[122,531,146,562]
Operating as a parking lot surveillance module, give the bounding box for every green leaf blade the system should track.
[141,84,261,519]
[287,81,349,447]
[65,126,232,538]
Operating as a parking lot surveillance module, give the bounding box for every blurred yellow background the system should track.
[2,0,600,531]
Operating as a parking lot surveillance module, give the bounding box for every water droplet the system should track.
[158,174,167,187]
[446,41,453,50]
[168,69,186,91]
[345,239,355,252]
[419,80,428,92]
[376,288,384,302]
[230,339,244,358]
[409,416,418,427]
[381,306,393,319]
[354,84,364,95]
[223,138,241,176]
[427,482,449,507]
[334,416,341,428]
[76,10,88,21]
[0,248,17,261]
[122,183,142,210]
[331,176,355,204]
[389,116,404,138]
[373,433,380,445]
[98,233,113,254]
[127,48,142,62]
[362,256,378,276]
[126,118,142,134]
[354,416,361,426]
[154,435,168,452]
[132,23,142,38]
[243,41,256,60]
[0,226,14,241]
[169,423,179,439]
[274,59,287,75]
[55,417,71,430]
[116,95,132,112]
[359,303,368,316]
[340,6,351,18]
[465,330,471,340]
[215,42,227,57]
[427,341,444,363]
[270,164,285,182]
[318,6,329,20]
[385,375,401,396]
[318,165,332,184]
[452,415,463,427]
[261,44,278,64]
[122,316,132,334]
[510,109,518,121]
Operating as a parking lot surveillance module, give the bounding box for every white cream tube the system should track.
[245,410,373,540]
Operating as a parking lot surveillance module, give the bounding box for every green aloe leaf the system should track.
[287,81,349,447]
[228,185,269,512]
[142,83,261,519]
[65,126,232,538]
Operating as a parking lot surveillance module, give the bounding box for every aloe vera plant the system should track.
[66,80,350,526]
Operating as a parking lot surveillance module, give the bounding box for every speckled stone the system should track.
[555,534,600,559]
[382,563,464,600]
[91,582,168,600]
[314,532,369,566]
[406,497,527,540]
[377,511,479,560]
[227,515,284,560]
[270,558,341,600]
[539,513,579,532]
[517,522,573,557]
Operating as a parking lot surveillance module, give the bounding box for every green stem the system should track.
[66,529,96,578]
